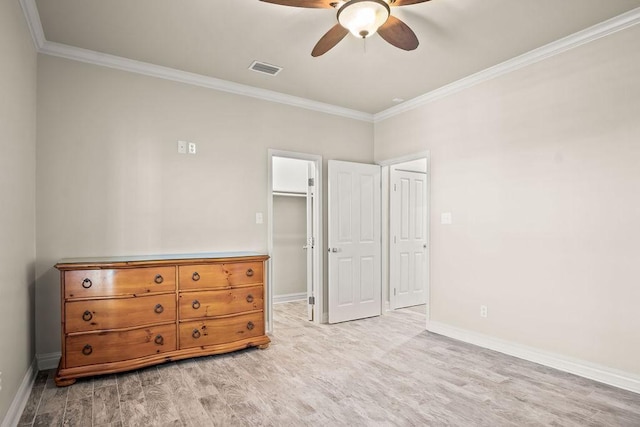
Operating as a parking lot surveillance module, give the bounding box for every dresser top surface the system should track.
[56,252,268,269]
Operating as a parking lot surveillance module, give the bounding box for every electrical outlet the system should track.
[480,305,488,318]
[188,142,197,154]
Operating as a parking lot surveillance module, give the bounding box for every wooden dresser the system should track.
[54,253,270,386]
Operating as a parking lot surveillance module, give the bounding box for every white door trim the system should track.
[378,151,430,323]
[267,149,323,332]
[377,151,431,167]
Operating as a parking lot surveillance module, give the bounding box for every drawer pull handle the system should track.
[192,329,201,339]
[192,272,200,281]
[246,268,254,277]
[82,310,93,321]
[246,294,254,303]
[82,278,92,289]
[192,300,201,309]
[154,304,164,314]
[247,321,255,330]
[154,335,164,345]
[82,344,93,356]
[154,274,164,284]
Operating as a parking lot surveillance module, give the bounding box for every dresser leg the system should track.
[55,359,77,387]
[54,375,77,387]
[258,343,270,350]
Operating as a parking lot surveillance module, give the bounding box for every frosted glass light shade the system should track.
[338,0,390,39]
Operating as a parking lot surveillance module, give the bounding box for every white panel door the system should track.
[328,160,381,324]
[390,169,428,309]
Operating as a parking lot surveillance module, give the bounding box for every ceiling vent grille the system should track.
[249,61,283,76]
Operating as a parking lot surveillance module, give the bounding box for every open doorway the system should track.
[267,150,323,332]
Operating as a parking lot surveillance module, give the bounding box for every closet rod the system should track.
[273,191,307,198]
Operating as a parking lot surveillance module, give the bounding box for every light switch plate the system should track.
[177,140,187,154]
[256,212,263,224]
[441,212,452,225]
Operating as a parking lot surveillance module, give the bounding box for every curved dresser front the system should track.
[54,252,270,386]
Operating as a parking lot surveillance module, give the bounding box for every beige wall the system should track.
[22,4,639,399]
[0,0,37,421]
[375,25,640,374]
[273,196,307,297]
[36,55,373,355]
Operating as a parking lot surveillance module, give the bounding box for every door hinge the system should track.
[308,296,315,305]
[308,178,315,187]
[393,183,397,192]
[393,236,397,244]
[394,288,397,296]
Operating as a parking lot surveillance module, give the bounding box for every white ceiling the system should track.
[33,0,640,114]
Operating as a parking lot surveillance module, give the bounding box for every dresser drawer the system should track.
[65,294,176,333]
[179,285,263,320]
[180,312,264,349]
[65,266,176,299]
[179,262,263,290]
[65,324,176,368]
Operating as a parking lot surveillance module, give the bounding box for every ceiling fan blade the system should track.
[388,0,431,6]
[377,15,419,51]
[312,24,349,57]
[259,0,335,8]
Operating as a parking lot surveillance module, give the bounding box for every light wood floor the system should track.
[18,300,640,426]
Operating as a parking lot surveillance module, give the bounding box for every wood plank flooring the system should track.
[17,301,640,426]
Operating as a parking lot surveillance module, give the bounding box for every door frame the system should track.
[378,151,431,322]
[267,149,323,332]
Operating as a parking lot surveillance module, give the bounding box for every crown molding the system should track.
[17,0,640,124]
[19,0,373,123]
[19,0,44,49]
[38,40,374,122]
[374,6,640,123]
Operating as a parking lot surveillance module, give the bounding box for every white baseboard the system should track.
[36,352,60,371]
[383,300,391,313]
[1,358,37,427]
[273,292,306,304]
[427,321,640,395]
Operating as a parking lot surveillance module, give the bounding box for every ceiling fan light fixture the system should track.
[337,0,390,39]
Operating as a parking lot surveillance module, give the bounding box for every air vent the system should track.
[249,61,283,76]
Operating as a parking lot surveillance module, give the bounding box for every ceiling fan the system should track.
[260,0,431,57]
